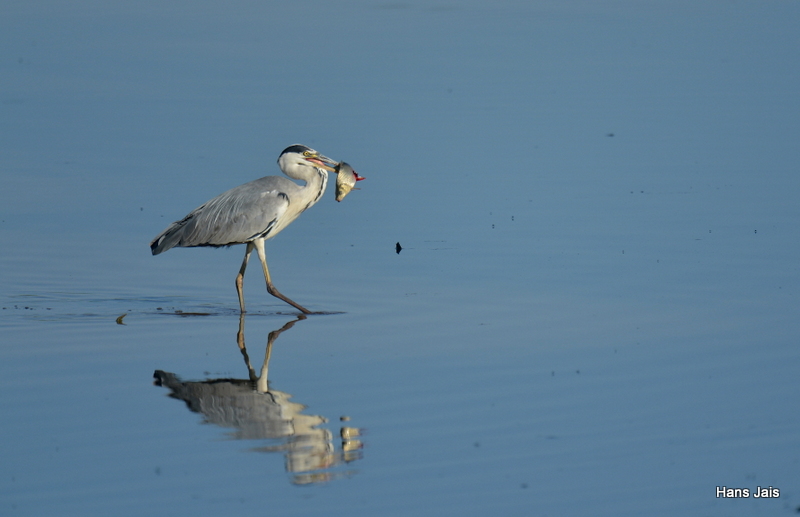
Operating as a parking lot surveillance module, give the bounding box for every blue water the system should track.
[2,1,799,515]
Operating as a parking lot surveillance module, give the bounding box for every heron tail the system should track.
[150,220,186,255]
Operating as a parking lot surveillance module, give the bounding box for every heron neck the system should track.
[300,167,328,211]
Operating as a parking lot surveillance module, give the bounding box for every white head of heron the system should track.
[278,144,338,177]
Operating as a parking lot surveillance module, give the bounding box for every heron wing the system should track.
[150,177,296,254]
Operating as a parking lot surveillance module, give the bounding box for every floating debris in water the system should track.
[395,242,402,254]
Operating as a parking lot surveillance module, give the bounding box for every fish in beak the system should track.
[334,161,365,202]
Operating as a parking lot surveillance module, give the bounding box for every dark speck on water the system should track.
[395,242,402,254]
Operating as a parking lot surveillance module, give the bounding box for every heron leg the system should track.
[236,242,255,313]
[257,315,306,392]
[253,238,312,314]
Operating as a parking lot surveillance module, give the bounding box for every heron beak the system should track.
[305,153,338,172]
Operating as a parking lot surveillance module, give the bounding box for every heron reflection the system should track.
[154,315,363,484]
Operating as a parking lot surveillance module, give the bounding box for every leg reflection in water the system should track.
[154,314,363,485]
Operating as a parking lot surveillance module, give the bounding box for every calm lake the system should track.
[2,1,799,515]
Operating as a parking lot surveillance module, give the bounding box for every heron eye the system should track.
[303,151,312,157]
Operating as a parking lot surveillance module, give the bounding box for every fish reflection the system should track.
[153,315,363,484]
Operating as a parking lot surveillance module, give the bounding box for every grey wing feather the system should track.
[150,177,293,255]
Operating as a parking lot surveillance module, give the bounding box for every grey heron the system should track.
[150,144,339,314]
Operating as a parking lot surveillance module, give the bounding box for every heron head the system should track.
[278,144,338,173]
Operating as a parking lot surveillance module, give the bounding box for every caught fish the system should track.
[334,161,365,202]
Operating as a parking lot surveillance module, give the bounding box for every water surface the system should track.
[2,1,799,515]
